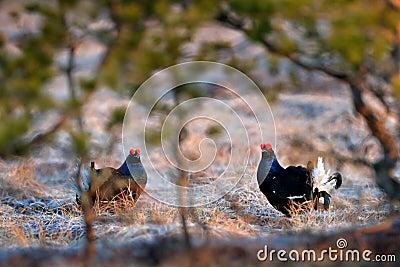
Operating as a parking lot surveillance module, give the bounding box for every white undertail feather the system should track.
[287,194,306,200]
[312,157,337,194]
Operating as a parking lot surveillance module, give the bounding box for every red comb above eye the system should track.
[260,144,264,149]
[135,149,140,154]
[265,143,272,149]
[130,149,135,155]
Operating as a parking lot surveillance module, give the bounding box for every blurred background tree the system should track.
[217,0,400,200]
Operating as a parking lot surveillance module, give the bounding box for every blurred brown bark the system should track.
[62,13,96,259]
[349,80,400,199]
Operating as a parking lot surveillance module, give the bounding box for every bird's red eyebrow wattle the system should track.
[130,148,135,155]
[265,143,272,149]
[135,148,140,154]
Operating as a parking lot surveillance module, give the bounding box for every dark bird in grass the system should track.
[257,143,314,216]
[257,144,343,216]
[75,148,147,206]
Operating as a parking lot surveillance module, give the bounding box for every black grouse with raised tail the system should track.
[257,143,313,216]
[257,144,343,216]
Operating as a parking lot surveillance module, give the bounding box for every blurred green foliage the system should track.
[206,125,223,136]
[228,0,399,70]
[107,106,126,129]
[0,0,217,157]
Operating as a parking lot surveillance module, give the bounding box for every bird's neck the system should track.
[118,156,141,175]
[257,152,275,185]
[270,157,284,174]
[117,161,131,176]
[258,152,285,185]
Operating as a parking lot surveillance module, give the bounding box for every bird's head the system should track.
[260,143,272,152]
[260,143,275,159]
[128,148,141,163]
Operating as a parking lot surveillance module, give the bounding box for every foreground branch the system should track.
[62,13,96,258]
[73,160,96,257]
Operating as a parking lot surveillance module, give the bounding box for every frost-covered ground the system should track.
[1,84,399,267]
[1,85,395,251]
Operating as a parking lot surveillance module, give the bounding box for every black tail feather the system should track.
[328,172,342,189]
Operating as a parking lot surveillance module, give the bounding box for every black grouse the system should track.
[257,144,343,216]
[257,143,314,216]
[75,148,147,206]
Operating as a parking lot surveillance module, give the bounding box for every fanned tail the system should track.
[312,157,340,194]
[312,157,325,188]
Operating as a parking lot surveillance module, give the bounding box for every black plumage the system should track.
[257,144,314,216]
[257,144,343,215]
